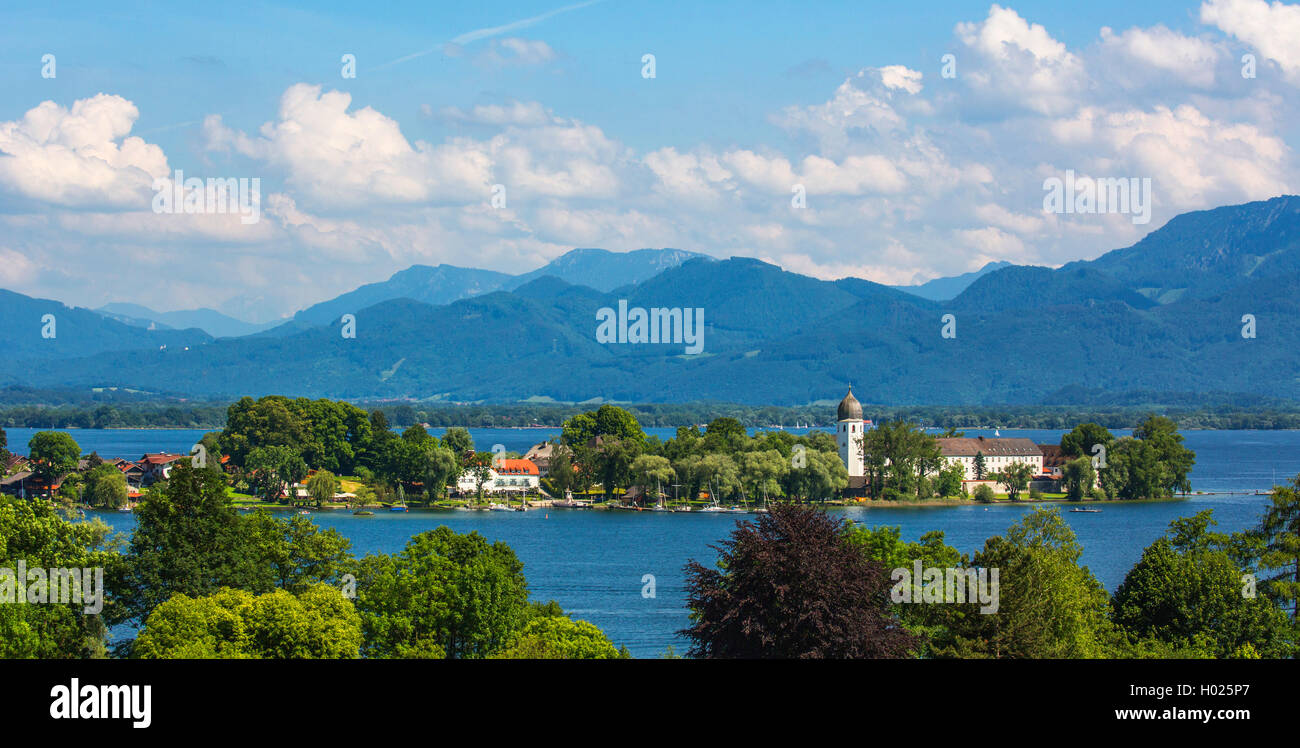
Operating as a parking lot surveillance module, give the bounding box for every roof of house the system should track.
[1037,444,1069,467]
[140,453,184,466]
[524,442,554,460]
[1,470,33,486]
[496,459,540,476]
[937,436,1042,457]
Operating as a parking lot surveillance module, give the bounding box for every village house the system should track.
[456,458,541,496]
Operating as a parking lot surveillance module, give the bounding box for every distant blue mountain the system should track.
[289,247,709,328]
[96,302,282,338]
[893,261,1012,301]
[6,197,1300,405]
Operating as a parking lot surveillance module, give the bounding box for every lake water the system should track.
[11,427,1296,657]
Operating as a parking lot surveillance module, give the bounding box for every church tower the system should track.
[836,386,864,478]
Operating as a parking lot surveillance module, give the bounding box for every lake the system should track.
[10,427,1295,657]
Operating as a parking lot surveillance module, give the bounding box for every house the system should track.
[0,470,34,497]
[456,458,541,495]
[523,442,558,477]
[1038,444,1069,478]
[118,460,146,490]
[935,436,1044,480]
[138,453,185,485]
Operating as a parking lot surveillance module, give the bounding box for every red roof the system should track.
[140,453,184,465]
[496,459,539,476]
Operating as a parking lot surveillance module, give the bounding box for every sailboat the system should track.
[648,479,670,511]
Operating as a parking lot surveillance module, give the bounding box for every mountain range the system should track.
[4,195,1298,405]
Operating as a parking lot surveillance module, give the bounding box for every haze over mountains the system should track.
[3,196,1298,405]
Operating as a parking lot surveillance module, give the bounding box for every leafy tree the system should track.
[972,451,986,480]
[114,463,271,625]
[441,427,473,456]
[1060,422,1114,460]
[934,461,965,498]
[1111,510,1295,658]
[244,511,353,594]
[1257,474,1300,622]
[630,454,675,505]
[133,585,362,659]
[1062,456,1096,502]
[0,496,122,658]
[489,616,624,659]
[681,503,918,658]
[0,425,8,464]
[973,484,995,503]
[994,461,1035,502]
[246,445,308,501]
[350,526,531,659]
[27,431,81,483]
[936,508,1113,658]
[462,452,493,501]
[306,470,340,508]
[83,463,129,509]
[1133,415,1195,495]
[561,405,646,449]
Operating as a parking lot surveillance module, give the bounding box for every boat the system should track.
[672,505,692,512]
[117,506,133,513]
[1069,507,1102,513]
[389,504,408,512]
[723,505,746,513]
[488,503,513,512]
[697,505,724,513]
[298,509,310,515]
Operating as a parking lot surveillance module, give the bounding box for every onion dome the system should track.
[837,386,863,421]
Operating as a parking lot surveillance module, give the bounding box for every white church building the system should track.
[833,387,1047,492]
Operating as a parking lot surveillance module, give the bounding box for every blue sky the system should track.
[1,1,1298,321]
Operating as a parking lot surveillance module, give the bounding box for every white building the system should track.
[836,387,865,479]
[456,458,541,495]
[935,437,1044,480]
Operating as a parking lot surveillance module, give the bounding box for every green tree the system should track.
[1060,422,1114,460]
[489,616,624,659]
[1111,510,1295,658]
[972,451,987,481]
[630,454,675,505]
[1062,456,1096,502]
[114,463,270,625]
[83,463,129,509]
[0,496,122,658]
[350,526,531,659]
[246,445,308,501]
[133,584,362,659]
[442,427,473,455]
[937,507,1113,658]
[994,461,1035,502]
[1256,474,1300,622]
[27,431,81,484]
[306,470,340,508]
[244,511,353,594]
[973,484,995,503]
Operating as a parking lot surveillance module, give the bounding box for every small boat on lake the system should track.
[389,504,407,512]
[1069,507,1102,513]
[488,503,513,512]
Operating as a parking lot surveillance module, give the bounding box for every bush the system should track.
[973,485,995,503]
[1029,487,1044,501]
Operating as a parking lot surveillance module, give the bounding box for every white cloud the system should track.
[203,84,494,207]
[0,94,168,208]
[1201,0,1300,82]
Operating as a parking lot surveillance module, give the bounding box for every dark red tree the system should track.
[681,503,918,658]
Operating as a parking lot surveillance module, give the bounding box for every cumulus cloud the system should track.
[1201,0,1300,82]
[203,84,494,207]
[0,94,168,208]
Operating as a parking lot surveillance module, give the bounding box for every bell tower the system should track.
[836,386,864,478]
